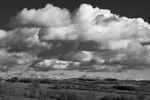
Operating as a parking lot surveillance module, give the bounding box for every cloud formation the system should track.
[10,4,71,28]
[0,3,150,72]
[0,30,7,40]
[39,25,77,41]
[0,28,49,53]
[74,4,150,49]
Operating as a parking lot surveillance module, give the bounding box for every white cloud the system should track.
[39,25,77,41]
[10,4,71,28]
[2,3,150,72]
[68,51,94,62]
[74,4,150,50]
[0,30,7,40]
[35,59,74,70]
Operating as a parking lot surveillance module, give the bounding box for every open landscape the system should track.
[0,77,149,100]
[0,0,150,100]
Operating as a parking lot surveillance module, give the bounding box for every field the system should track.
[0,78,150,100]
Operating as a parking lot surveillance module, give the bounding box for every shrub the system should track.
[112,85,137,91]
[104,78,118,82]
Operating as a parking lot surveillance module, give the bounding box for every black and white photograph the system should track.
[0,0,150,100]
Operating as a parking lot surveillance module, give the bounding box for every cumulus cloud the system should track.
[1,3,150,72]
[9,3,77,42]
[32,58,80,71]
[108,42,150,68]
[9,4,71,28]
[70,4,150,71]
[0,28,50,53]
[74,4,150,47]
[0,30,7,40]
[39,25,77,41]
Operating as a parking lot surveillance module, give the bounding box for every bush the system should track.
[104,78,118,82]
[112,85,137,91]
[19,78,32,83]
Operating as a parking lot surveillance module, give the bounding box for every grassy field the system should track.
[0,78,150,100]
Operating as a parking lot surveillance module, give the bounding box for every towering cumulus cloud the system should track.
[1,3,150,72]
[74,4,150,48]
[10,4,71,28]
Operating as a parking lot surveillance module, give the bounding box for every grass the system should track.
[0,78,149,100]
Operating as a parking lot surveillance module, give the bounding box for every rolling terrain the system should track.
[0,77,149,100]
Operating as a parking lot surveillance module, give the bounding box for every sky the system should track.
[0,0,150,80]
[0,0,150,30]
